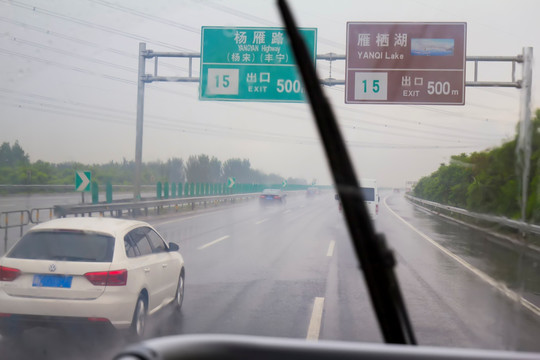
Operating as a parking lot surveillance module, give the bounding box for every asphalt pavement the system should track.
[1,191,540,359]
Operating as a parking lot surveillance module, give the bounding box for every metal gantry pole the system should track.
[134,42,146,201]
[518,47,533,222]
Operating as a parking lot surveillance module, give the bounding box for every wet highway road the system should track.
[1,191,540,359]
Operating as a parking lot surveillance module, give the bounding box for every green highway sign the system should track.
[75,171,91,192]
[282,180,287,188]
[227,177,236,188]
[200,27,317,102]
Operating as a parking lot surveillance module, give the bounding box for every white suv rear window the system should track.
[7,230,115,262]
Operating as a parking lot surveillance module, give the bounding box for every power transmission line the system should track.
[2,0,194,51]
[0,15,189,73]
[0,45,507,146]
[1,1,512,142]
[87,0,200,34]
[10,37,137,73]
[0,93,486,149]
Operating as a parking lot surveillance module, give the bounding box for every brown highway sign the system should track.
[345,22,466,105]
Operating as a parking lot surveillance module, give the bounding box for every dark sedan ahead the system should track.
[259,189,287,206]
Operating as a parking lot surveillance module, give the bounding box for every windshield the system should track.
[1,0,540,359]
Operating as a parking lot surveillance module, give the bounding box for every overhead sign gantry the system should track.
[133,26,531,215]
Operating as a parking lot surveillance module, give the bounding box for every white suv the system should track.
[0,217,185,339]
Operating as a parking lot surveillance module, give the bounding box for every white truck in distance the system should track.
[360,178,379,219]
[335,179,379,219]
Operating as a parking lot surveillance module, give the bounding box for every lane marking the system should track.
[153,203,256,226]
[306,297,325,340]
[283,209,292,214]
[255,218,268,225]
[384,197,540,318]
[326,240,335,257]
[197,235,230,250]
[155,211,226,226]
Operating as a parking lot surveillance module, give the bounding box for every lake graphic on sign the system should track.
[411,38,454,56]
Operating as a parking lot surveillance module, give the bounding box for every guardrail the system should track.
[30,207,55,224]
[53,193,267,218]
[406,195,540,236]
[53,190,310,218]
[1,210,31,254]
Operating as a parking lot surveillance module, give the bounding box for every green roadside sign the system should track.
[200,27,317,102]
[75,171,91,192]
[227,177,236,188]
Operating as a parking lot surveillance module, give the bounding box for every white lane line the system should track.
[326,240,336,257]
[283,209,292,214]
[255,218,268,225]
[306,297,325,340]
[155,211,221,226]
[197,235,230,250]
[384,197,540,318]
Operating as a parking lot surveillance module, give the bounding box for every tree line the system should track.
[413,109,540,223]
[0,143,307,187]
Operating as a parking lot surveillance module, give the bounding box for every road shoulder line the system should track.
[197,235,230,250]
[384,196,540,318]
[327,240,335,257]
[306,297,325,340]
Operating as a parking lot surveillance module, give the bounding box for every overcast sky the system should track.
[1,0,539,187]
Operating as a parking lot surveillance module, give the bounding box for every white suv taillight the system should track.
[84,269,127,286]
[0,266,21,281]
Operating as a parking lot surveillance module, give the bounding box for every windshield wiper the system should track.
[277,0,416,345]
